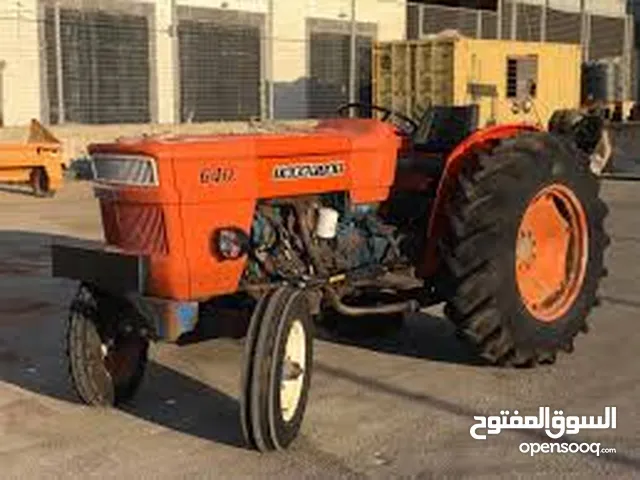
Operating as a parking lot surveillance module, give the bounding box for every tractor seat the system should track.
[398,105,480,177]
[413,104,480,153]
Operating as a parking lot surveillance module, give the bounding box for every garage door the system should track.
[179,21,261,122]
[45,8,151,124]
[308,32,373,118]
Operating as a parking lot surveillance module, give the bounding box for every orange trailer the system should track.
[0,119,64,196]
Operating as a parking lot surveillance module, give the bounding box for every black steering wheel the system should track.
[336,103,419,135]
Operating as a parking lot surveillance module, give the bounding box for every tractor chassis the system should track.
[52,241,438,343]
[52,238,439,451]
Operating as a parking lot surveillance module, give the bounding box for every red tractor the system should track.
[52,102,609,451]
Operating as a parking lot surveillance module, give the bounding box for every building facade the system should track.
[0,0,406,127]
[0,0,634,127]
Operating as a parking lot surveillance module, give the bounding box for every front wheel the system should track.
[66,284,149,405]
[439,132,609,366]
[240,287,313,451]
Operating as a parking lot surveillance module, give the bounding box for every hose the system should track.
[323,285,420,317]
[293,202,328,276]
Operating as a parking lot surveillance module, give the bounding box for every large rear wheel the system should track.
[439,132,609,366]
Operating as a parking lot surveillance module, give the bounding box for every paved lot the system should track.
[0,180,638,478]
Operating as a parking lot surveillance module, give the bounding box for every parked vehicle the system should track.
[51,102,609,452]
[0,119,63,197]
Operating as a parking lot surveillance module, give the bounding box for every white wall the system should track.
[155,0,178,124]
[304,0,404,40]
[584,0,627,16]
[0,0,43,126]
[272,0,405,118]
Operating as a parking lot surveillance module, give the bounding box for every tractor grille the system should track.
[91,154,158,186]
[100,202,168,255]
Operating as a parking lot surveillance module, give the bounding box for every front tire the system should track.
[439,132,609,366]
[240,287,313,451]
[66,284,149,405]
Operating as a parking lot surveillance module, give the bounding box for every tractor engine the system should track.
[243,194,416,284]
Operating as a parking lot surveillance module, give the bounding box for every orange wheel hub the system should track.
[515,184,588,323]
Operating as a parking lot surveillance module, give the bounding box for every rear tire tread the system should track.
[438,132,609,366]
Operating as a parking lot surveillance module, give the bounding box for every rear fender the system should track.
[417,123,543,278]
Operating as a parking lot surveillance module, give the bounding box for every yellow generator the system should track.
[372,35,582,128]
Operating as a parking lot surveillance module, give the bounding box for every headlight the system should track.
[213,228,249,260]
[90,154,159,186]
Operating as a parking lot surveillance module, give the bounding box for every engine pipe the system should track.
[323,285,420,317]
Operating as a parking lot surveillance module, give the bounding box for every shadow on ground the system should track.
[315,312,488,366]
[121,361,244,448]
[179,301,487,366]
[0,353,245,449]
[0,184,38,197]
[0,230,246,448]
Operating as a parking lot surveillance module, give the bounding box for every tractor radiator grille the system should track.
[100,202,168,255]
[91,154,158,186]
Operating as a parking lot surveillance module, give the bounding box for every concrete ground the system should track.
[0,180,638,479]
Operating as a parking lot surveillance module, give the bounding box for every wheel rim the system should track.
[280,319,306,422]
[515,183,589,323]
[102,337,145,384]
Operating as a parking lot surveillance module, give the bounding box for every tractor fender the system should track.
[418,122,543,278]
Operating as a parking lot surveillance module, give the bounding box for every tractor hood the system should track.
[87,119,402,204]
[86,119,402,300]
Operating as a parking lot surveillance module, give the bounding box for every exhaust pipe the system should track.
[323,286,420,317]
